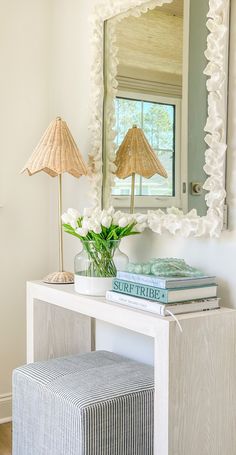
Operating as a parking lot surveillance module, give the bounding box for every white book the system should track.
[117,271,216,289]
[106,291,220,317]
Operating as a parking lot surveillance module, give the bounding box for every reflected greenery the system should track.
[113,97,175,196]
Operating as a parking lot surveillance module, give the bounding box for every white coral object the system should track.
[88,0,229,238]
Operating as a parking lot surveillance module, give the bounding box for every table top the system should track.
[27,281,234,338]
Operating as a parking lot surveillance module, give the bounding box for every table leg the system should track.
[154,325,170,455]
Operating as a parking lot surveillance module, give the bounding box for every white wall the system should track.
[48,0,93,271]
[0,0,54,421]
[1,0,236,420]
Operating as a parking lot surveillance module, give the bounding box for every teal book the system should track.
[116,271,216,289]
[112,279,218,304]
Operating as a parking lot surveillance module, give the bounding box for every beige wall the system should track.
[0,0,92,421]
[0,0,54,421]
[0,0,235,420]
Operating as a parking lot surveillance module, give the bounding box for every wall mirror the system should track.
[89,0,230,237]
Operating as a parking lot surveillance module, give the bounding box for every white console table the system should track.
[27,281,236,455]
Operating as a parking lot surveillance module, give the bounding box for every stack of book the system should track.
[106,271,220,316]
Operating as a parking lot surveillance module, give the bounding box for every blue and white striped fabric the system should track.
[13,351,154,455]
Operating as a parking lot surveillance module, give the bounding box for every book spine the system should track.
[106,291,165,316]
[117,271,166,288]
[112,278,168,303]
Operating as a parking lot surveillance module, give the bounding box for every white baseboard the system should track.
[0,393,12,423]
[0,416,12,424]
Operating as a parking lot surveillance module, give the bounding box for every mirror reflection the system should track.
[103,0,209,215]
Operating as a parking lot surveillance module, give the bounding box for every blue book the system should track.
[112,279,218,304]
[116,271,216,289]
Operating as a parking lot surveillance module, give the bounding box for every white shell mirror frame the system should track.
[88,0,230,237]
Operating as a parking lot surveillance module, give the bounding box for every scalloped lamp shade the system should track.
[114,125,168,179]
[22,117,88,284]
[114,125,168,212]
[21,117,88,178]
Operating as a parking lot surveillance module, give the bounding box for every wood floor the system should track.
[0,423,12,455]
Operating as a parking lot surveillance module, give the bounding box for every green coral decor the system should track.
[126,258,204,277]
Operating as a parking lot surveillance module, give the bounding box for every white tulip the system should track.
[70,218,78,229]
[61,212,70,224]
[93,207,102,218]
[82,217,90,230]
[112,211,123,225]
[92,222,102,234]
[118,216,129,228]
[134,222,146,232]
[76,227,88,237]
[127,214,136,224]
[87,219,96,231]
[107,206,115,216]
[83,207,94,217]
[135,214,147,224]
[61,212,78,229]
[101,215,112,228]
[67,208,80,220]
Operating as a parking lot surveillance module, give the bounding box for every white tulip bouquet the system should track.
[61,207,147,278]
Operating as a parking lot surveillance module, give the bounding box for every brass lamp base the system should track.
[43,271,74,284]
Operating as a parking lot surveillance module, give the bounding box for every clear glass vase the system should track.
[74,240,128,296]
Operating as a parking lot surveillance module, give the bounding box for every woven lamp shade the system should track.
[21,117,88,285]
[114,126,168,179]
[21,117,88,177]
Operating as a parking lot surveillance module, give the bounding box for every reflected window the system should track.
[112,95,177,198]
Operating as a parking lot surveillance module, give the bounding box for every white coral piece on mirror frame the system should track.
[88,0,229,238]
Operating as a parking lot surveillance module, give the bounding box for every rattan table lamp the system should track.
[21,117,88,284]
[114,125,168,213]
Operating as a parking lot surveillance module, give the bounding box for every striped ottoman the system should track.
[13,351,154,455]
